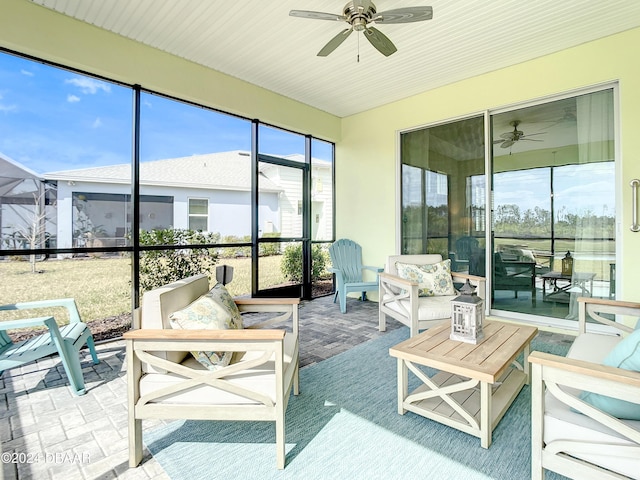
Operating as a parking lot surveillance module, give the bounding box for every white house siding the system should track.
[37,151,331,251]
[55,180,279,249]
[269,166,303,238]
[258,161,333,241]
[311,163,333,241]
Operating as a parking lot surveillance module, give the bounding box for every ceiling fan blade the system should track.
[318,28,353,57]
[522,132,547,137]
[373,6,433,24]
[289,10,346,22]
[500,140,515,148]
[363,26,397,56]
[521,138,544,142]
[493,139,505,144]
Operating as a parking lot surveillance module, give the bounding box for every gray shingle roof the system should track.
[43,151,282,192]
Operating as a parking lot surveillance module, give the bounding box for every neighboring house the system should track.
[1,150,332,250]
[0,153,54,250]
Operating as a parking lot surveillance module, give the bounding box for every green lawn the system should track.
[0,255,287,325]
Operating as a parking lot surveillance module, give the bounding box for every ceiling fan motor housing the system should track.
[344,1,377,31]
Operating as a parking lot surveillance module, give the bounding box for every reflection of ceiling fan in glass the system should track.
[493,121,546,149]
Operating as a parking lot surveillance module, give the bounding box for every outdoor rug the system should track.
[144,328,570,480]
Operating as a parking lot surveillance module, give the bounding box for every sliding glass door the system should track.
[491,89,615,324]
[400,87,617,327]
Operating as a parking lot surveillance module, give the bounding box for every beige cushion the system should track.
[139,332,298,406]
[568,332,622,364]
[140,274,210,373]
[382,293,456,320]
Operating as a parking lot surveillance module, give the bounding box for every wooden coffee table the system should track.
[389,320,538,448]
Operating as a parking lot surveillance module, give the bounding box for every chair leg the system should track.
[129,417,143,467]
[531,364,545,480]
[379,311,387,331]
[339,289,347,313]
[275,412,286,469]
[58,341,87,396]
[293,364,300,396]
[85,334,100,365]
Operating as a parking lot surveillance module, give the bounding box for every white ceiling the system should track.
[30,0,640,118]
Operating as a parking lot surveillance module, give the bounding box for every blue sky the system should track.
[0,52,332,174]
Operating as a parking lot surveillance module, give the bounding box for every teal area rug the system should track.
[144,328,569,480]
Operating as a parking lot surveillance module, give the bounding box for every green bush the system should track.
[281,243,329,282]
[218,233,282,258]
[138,228,219,292]
[259,232,281,257]
[219,235,251,259]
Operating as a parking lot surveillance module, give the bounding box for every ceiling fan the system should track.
[289,1,433,58]
[493,121,546,149]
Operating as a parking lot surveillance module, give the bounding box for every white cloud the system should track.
[65,77,111,95]
[67,94,81,103]
[20,69,34,77]
[92,117,103,128]
[0,103,17,113]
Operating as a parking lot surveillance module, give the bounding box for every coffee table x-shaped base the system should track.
[390,320,538,448]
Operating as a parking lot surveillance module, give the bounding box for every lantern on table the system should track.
[450,280,484,344]
[561,251,573,276]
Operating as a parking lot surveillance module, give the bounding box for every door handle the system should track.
[631,179,640,232]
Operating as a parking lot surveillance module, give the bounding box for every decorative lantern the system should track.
[450,280,484,344]
[561,251,573,276]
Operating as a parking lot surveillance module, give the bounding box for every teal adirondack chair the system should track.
[0,298,99,396]
[328,239,382,313]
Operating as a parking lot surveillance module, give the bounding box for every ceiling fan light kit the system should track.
[290,1,433,58]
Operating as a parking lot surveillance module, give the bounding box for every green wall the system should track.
[339,27,640,300]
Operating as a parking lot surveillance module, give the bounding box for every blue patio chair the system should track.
[0,298,99,395]
[329,239,382,313]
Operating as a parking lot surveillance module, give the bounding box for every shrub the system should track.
[138,228,219,292]
[259,232,281,257]
[219,235,251,259]
[281,243,329,282]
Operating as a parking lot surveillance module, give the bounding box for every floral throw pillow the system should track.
[395,259,456,297]
[169,283,243,370]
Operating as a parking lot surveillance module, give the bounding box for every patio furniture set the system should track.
[1,242,639,478]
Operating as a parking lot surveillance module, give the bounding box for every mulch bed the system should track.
[8,312,133,344]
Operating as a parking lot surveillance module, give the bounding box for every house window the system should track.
[188,198,209,231]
